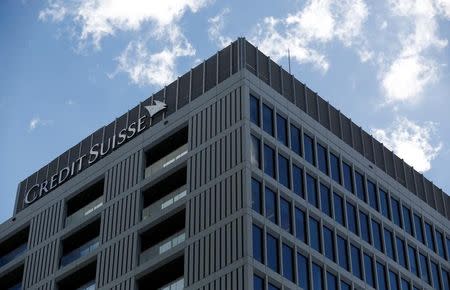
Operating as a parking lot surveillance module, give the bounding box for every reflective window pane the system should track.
[250,95,260,126]
[391,197,402,228]
[264,144,276,178]
[297,253,309,290]
[425,222,436,252]
[389,270,399,290]
[355,171,366,202]
[364,253,375,288]
[280,197,292,233]
[320,183,331,217]
[276,114,288,146]
[268,283,280,290]
[372,219,383,253]
[307,174,318,208]
[265,187,277,224]
[251,178,262,214]
[330,153,341,184]
[419,253,430,284]
[413,214,424,244]
[396,237,407,268]
[309,216,321,253]
[351,244,362,279]
[304,133,315,165]
[263,104,274,136]
[435,230,446,260]
[402,206,414,236]
[252,224,263,263]
[377,262,388,290]
[359,211,371,244]
[317,143,328,175]
[278,154,290,188]
[346,202,358,235]
[333,192,345,226]
[312,262,323,290]
[290,124,301,156]
[251,135,261,169]
[442,269,449,290]
[253,275,264,290]
[295,207,307,243]
[342,162,353,193]
[367,180,378,211]
[337,235,349,270]
[341,281,351,290]
[380,189,390,219]
[327,272,337,290]
[408,245,419,277]
[401,279,410,290]
[324,226,335,262]
[293,165,304,198]
[282,243,294,282]
[384,228,396,261]
[267,233,279,273]
[431,261,441,290]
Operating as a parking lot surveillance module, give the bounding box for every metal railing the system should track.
[145,144,188,178]
[159,278,184,290]
[60,238,99,267]
[0,243,27,268]
[65,196,103,227]
[140,231,185,264]
[142,187,187,220]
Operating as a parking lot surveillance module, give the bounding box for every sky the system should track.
[0,0,449,223]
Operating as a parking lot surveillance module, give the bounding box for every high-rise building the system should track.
[0,38,449,290]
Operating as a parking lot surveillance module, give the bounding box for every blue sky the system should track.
[1,0,449,223]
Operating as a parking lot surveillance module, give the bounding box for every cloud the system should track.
[29,117,52,131]
[208,8,232,48]
[38,2,66,22]
[66,99,75,105]
[372,116,442,172]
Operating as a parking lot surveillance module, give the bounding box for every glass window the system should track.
[327,272,337,290]
[371,219,383,252]
[280,197,292,233]
[442,269,449,290]
[341,281,351,290]
[251,135,261,169]
[342,162,353,193]
[401,279,410,290]
[430,261,441,290]
[267,233,279,273]
[278,154,290,188]
[367,180,378,211]
[253,224,264,263]
[307,174,318,208]
[295,207,306,243]
[413,214,424,244]
[337,235,349,270]
[379,189,390,219]
[351,244,362,279]
[268,283,280,290]
[364,253,375,288]
[263,104,274,136]
[355,171,366,202]
[251,178,262,214]
[435,230,446,259]
[290,124,301,156]
[304,133,315,165]
[384,228,396,261]
[282,243,294,282]
[253,274,264,290]
[377,262,388,290]
[317,143,328,175]
[425,222,436,252]
[333,192,345,226]
[276,114,288,146]
[402,206,413,236]
[292,165,304,198]
[250,95,260,126]
[265,187,277,224]
[312,262,323,290]
[389,270,399,290]
[297,253,309,290]
[330,153,341,184]
[264,144,276,178]
[408,245,419,277]
[419,253,430,284]
[323,226,335,262]
[346,202,358,235]
[396,237,407,268]
[359,211,371,244]
[320,183,332,217]
[391,197,402,228]
[309,217,321,253]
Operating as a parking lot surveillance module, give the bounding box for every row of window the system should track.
[250,94,449,263]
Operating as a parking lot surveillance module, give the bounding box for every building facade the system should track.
[0,38,449,290]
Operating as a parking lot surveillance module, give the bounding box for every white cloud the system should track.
[372,117,442,172]
[39,2,66,22]
[29,117,52,131]
[208,8,232,48]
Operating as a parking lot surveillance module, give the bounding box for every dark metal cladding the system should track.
[318,97,330,130]
[152,89,165,124]
[205,54,217,92]
[281,69,293,102]
[218,45,231,83]
[178,72,190,110]
[294,79,306,111]
[306,87,318,121]
[191,63,204,100]
[166,80,177,117]
[258,50,270,84]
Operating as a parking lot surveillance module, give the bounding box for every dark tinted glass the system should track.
[377,262,388,290]
[402,206,413,236]
[419,253,430,284]
[282,243,294,282]
[323,226,335,262]
[267,233,279,272]
[317,144,328,175]
[435,230,446,259]
[367,180,378,211]
[341,281,351,290]
[253,224,263,262]
[268,284,280,290]
[290,124,301,156]
[371,219,383,252]
[389,270,399,290]
[264,144,276,178]
[278,154,290,188]
[391,197,402,228]
[384,228,396,261]
[351,244,362,279]
[333,192,345,226]
[312,262,323,290]
[253,275,264,290]
[355,171,365,201]
[342,162,353,193]
[297,253,309,290]
[401,279,410,290]
[309,217,321,253]
[346,202,358,235]
[263,104,274,135]
[295,207,306,243]
[320,183,331,217]
[337,235,349,270]
[430,261,441,289]
[380,189,390,219]
[276,114,288,146]
[251,178,262,214]
[442,269,449,290]
[327,272,337,290]
[265,187,277,224]
[408,245,419,276]
[425,222,436,252]
[280,198,292,233]
[359,211,371,244]
[251,135,261,169]
[304,133,315,165]
[250,95,260,126]
[307,174,318,208]
[396,237,407,268]
[364,253,375,288]
[330,153,341,184]
[292,165,304,198]
[413,214,424,244]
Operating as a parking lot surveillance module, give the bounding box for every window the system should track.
[297,253,309,290]
[425,222,436,252]
[327,272,337,290]
[276,114,288,146]
[435,230,446,260]
[312,262,323,290]
[371,219,383,252]
[413,214,424,244]
[268,283,280,290]
[389,270,399,290]
[292,165,304,198]
[442,269,449,290]
[337,235,349,270]
[309,217,321,253]
[320,183,332,217]
[304,133,315,165]
[253,275,264,290]
[351,244,362,279]
[396,237,407,268]
[419,253,430,284]
[355,171,366,202]
[342,162,353,193]
[280,198,292,233]
[278,154,290,188]
[430,261,441,290]
[330,153,341,184]
[384,228,396,261]
[264,144,276,178]
[391,197,402,228]
[251,178,262,214]
[333,192,345,226]
[295,207,306,243]
[359,211,371,244]
[341,281,351,290]
[401,279,410,290]
[253,224,264,263]
[282,243,294,282]
[267,233,279,273]
[323,226,335,262]
[265,187,277,224]
[250,95,260,126]
[402,206,413,236]
[379,189,390,219]
[251,135,261,169]
[367,180,378,211]
[408,245,419,277]
[290,124,301,156]
[346,202,358,235]
[263,104,274,136]
[317,143,328,175]
[364,253,375,288]
[307,174,318,208]
[377,262,388,290]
